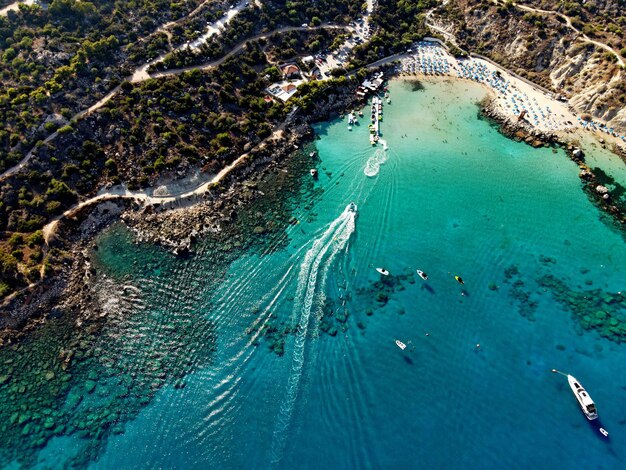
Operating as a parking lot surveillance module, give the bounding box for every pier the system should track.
[369,96,382,145]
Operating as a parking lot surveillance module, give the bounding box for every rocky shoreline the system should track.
[482,99,626,235]
[4,73,625,345]
[0,83,361,345]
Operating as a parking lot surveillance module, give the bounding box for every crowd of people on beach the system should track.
[396,41,626,145]
[580,118,626,143]
[400,42,452,75]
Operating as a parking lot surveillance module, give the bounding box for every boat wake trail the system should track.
[364,148,388,177]
[270,204,357,466]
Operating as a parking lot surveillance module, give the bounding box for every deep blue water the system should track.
[2,79,626,469]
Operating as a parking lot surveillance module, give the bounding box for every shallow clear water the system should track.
[3,79,626,469]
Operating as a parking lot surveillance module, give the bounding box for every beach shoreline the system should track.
[397,73,626,233]
[2,49,626,345]
[393,41,626,155]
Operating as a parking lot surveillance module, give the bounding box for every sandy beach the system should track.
[397,41,626,152]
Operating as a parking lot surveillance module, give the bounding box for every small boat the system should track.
[348,125,352,131]
[310,169,318,178]
[376,268,389,276]
[347,202,357,213]
[395,339,406,350]
[600,427,609,437]
[417,270,428,280]
[358,110,364,117]
[454,275,464,285]
[568,374,598,420]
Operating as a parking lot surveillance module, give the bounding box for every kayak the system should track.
[395,339,406,350]
[376,268,390,276]
[416,270,428,280]
[455,275,464,285]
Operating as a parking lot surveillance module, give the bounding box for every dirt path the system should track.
[499,1,625,67]
[41,123,291,244]
[0,21,344,184]
[0,0,245,182]
[0,0,34,16]
[150,25,350,78]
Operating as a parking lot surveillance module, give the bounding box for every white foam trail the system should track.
[374,148,388,164]
[364,158,380,177]
[363,148,388,177]
[378,138,388,150]
[270,204,356,465]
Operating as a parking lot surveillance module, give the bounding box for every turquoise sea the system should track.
[2,79,626,469]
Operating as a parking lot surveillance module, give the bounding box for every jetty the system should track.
[369,96,382,145]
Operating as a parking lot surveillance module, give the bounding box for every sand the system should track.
[397,41,626,152]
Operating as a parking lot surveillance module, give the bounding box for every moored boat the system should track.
[567,374,598,420]
[395,339,406,350]
[310,169,318,178]
[376,267,389,276]
[417,270,428,280]
[454,275,464,285]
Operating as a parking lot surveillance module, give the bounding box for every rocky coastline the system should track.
[481,99,626,236]
[4,72,625,346]
[0,84,361,345]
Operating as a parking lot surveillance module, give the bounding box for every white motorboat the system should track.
[347,202,357,213]
[395,339,406,350]
[376,268,389,276]
[568,374,598,420]
[600,427,609,437]
[310,169,318,178]
[416,270,428,280]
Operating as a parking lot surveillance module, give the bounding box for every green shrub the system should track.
[28,230,44,247]
[57,125,74,134]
